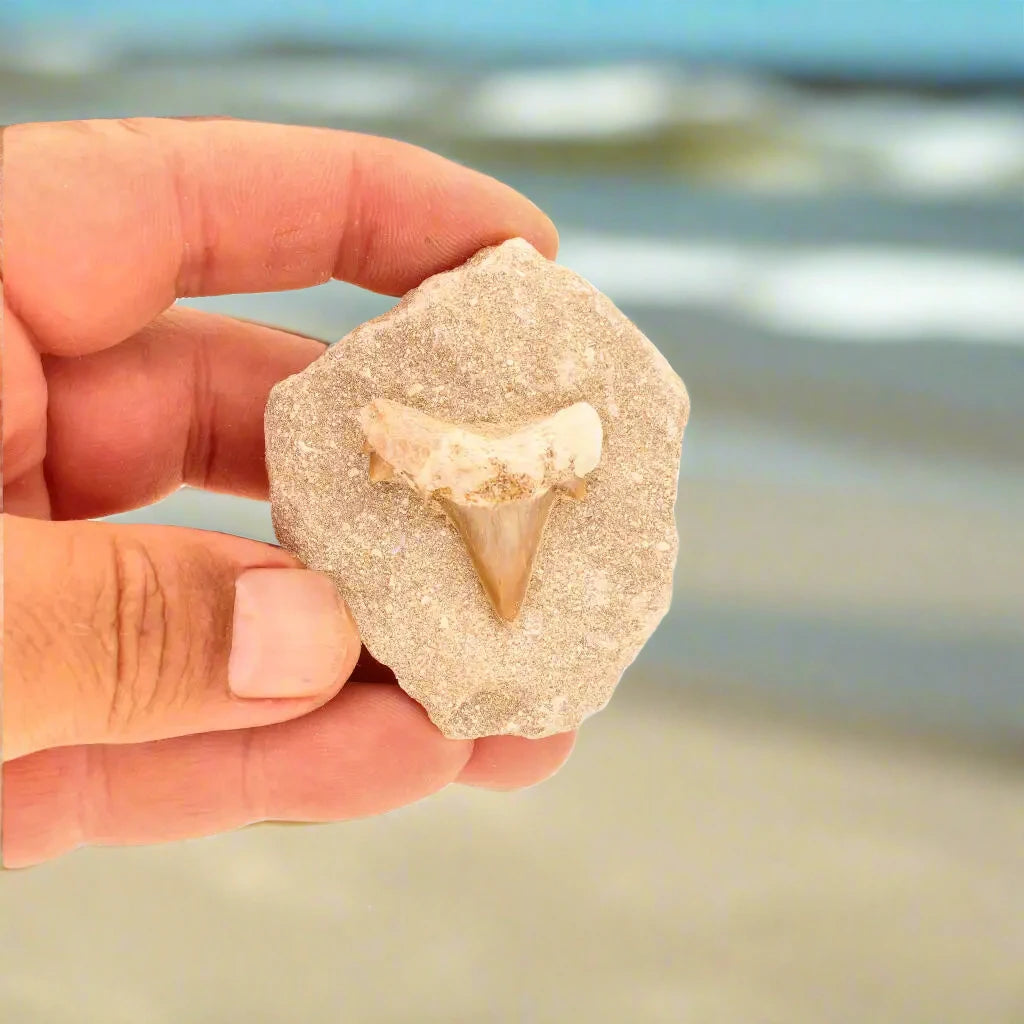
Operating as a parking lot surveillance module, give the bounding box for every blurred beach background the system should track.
[2,2,1023,1021]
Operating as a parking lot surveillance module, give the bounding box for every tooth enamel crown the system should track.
[357,399,602,503]
[356,398,604,622]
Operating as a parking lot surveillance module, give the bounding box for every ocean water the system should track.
[3,0,1024,79]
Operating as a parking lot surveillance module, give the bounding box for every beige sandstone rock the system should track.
[265,238,689,739]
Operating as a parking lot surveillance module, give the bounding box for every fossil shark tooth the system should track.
[438,491,559,622]
[357,398,603,622]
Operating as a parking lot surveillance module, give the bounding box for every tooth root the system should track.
[558,476,587,500]
[440,491,558,623]
[368,451,395,482]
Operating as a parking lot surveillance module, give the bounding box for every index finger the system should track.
[1,118,559,356]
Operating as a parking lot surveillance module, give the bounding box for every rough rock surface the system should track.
[265,238,689,739]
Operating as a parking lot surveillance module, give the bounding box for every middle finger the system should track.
[43,305,325,520]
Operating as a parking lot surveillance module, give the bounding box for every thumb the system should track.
[2,514,360,761]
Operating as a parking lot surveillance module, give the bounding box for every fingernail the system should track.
[228,569,356,699]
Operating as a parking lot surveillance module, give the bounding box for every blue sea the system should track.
[2,0,1023,79]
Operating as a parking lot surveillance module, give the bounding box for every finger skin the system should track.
[2,684,474,868]
[2,118,559,357]
[1,684,577,868]
[0,306,47,482]
[42,306,325,519]
[0,307,50,517]
[457,732,577,791]
[2,515,360,760]
[0,119,578,865]
[1,465,50,519]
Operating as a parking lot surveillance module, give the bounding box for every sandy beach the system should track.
[2,686,1022,1024]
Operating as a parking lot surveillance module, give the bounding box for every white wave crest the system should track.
[559,233,1024,344]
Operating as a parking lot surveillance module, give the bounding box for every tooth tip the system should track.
[488,585,527,623]
[495,602,522,623]
[442,494,555,625]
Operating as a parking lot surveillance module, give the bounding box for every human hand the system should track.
[1,117,575,868]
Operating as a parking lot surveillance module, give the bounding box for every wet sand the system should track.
[1,689,1022,1024]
